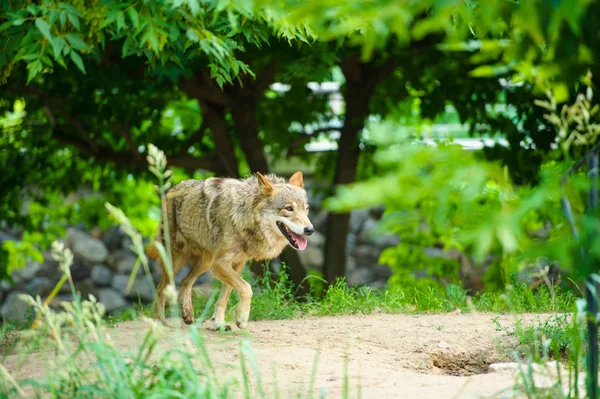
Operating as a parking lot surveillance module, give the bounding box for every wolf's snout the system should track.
[304,226,315,236]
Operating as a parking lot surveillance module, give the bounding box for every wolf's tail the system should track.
[146,198,168,260]
[145,242,160,260]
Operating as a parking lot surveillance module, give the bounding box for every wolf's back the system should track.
[145,179,205,260]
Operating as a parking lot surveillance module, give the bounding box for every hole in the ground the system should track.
[430,351,493,376]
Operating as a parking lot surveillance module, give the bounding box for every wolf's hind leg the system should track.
[154,250,187,322]
[210,260,250,330]
[180,252,212,325]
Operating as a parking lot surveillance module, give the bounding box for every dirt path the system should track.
[4,312,553,398]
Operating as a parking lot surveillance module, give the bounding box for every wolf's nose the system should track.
[304,226,315,236]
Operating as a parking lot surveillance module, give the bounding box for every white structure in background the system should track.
[270,81,510,152]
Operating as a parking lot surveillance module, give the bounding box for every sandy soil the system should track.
[3,312,556,398]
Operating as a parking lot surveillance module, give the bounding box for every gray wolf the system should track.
[146,171,313,330]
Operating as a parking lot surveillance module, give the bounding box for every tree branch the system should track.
[51,126,221,172]
[9,85,99,153]
[109,121,140,160]
[253,60,277,100]
[178,72,229,107]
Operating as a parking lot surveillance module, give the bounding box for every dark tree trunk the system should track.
[228,71,310,297]
[323,57,383,285]
[200,101,240,177]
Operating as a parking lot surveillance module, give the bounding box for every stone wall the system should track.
[0,204,402,323]
[296,206,399,288]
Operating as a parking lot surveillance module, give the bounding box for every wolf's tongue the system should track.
[290,231,308,251]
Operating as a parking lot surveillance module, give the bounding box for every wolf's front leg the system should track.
[210,284,233,331]
[210,259,252,330]
[234,281,253,329]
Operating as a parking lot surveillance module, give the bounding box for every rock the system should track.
[25,277,54,297]
[103,225,124,251]
[0,231,17,244]
[175,266,191,285]
[308,231,325,247]
[35,252,63,281]
[97,288,127,313]
[91,265,113,287]
[75,278,98,300]
[12,260,42,282]
[372,234,400,249]
[346,267,373,286]
[423,247,462,260]
[349,210,369,234]
[372,264,392,280]
[65,228,108,264]
[121,236,133,252]
[346,256,357,271]
[345,232,357,253]
[112,275,154,302]
[352,245,380,263]
[0,280,11,302]
[48,294,74,309]
[358,218,379,243]
[107,249,140,275]
[312,211,329,232]
[437,341,451,349]
[370,280,387,290]
[297,246,324,269]
[1,291,32,323]
[70,257,92,281]
[369,206,385,220]
[90,226,103,240]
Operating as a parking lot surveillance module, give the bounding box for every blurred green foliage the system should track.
[2,0,600,289]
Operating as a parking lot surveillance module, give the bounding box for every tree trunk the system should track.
[230,85,310,297]
[200,101,240,177]
[323,58,379,285]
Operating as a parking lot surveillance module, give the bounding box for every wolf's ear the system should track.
[289,171,304,188]
[256,172,274,195]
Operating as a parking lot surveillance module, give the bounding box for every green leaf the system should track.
[116,12,126,31]
[35,19,52,42]
[59,11,67,27]
[51,37,66,59]
[67,13,80,30]
[27,59,43,83]
[58,3,83,17]
[65,33,91,51]
[497,224,518,253]
[187,0,200,16]
[127,8,139,27]
[469,63,513,78]
[552,82,570,104]
[0,21,13,33]
[69,51,86,74]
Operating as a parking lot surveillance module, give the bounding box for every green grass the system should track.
[179,267,576,327]
[0,246,337,399]
[493,314,577,360]
[0,268,576,338]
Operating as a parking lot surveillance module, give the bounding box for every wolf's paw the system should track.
[154,314,169,327]
[208,316,231,332]
[236,320,248,330]
[207,323,232,332]
[181,308,195,325]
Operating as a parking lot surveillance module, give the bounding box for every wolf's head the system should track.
[257,171,314,251]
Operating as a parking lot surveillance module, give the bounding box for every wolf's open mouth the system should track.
[276,221,308,251]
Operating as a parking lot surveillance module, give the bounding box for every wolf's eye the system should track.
[285,206,294,212]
